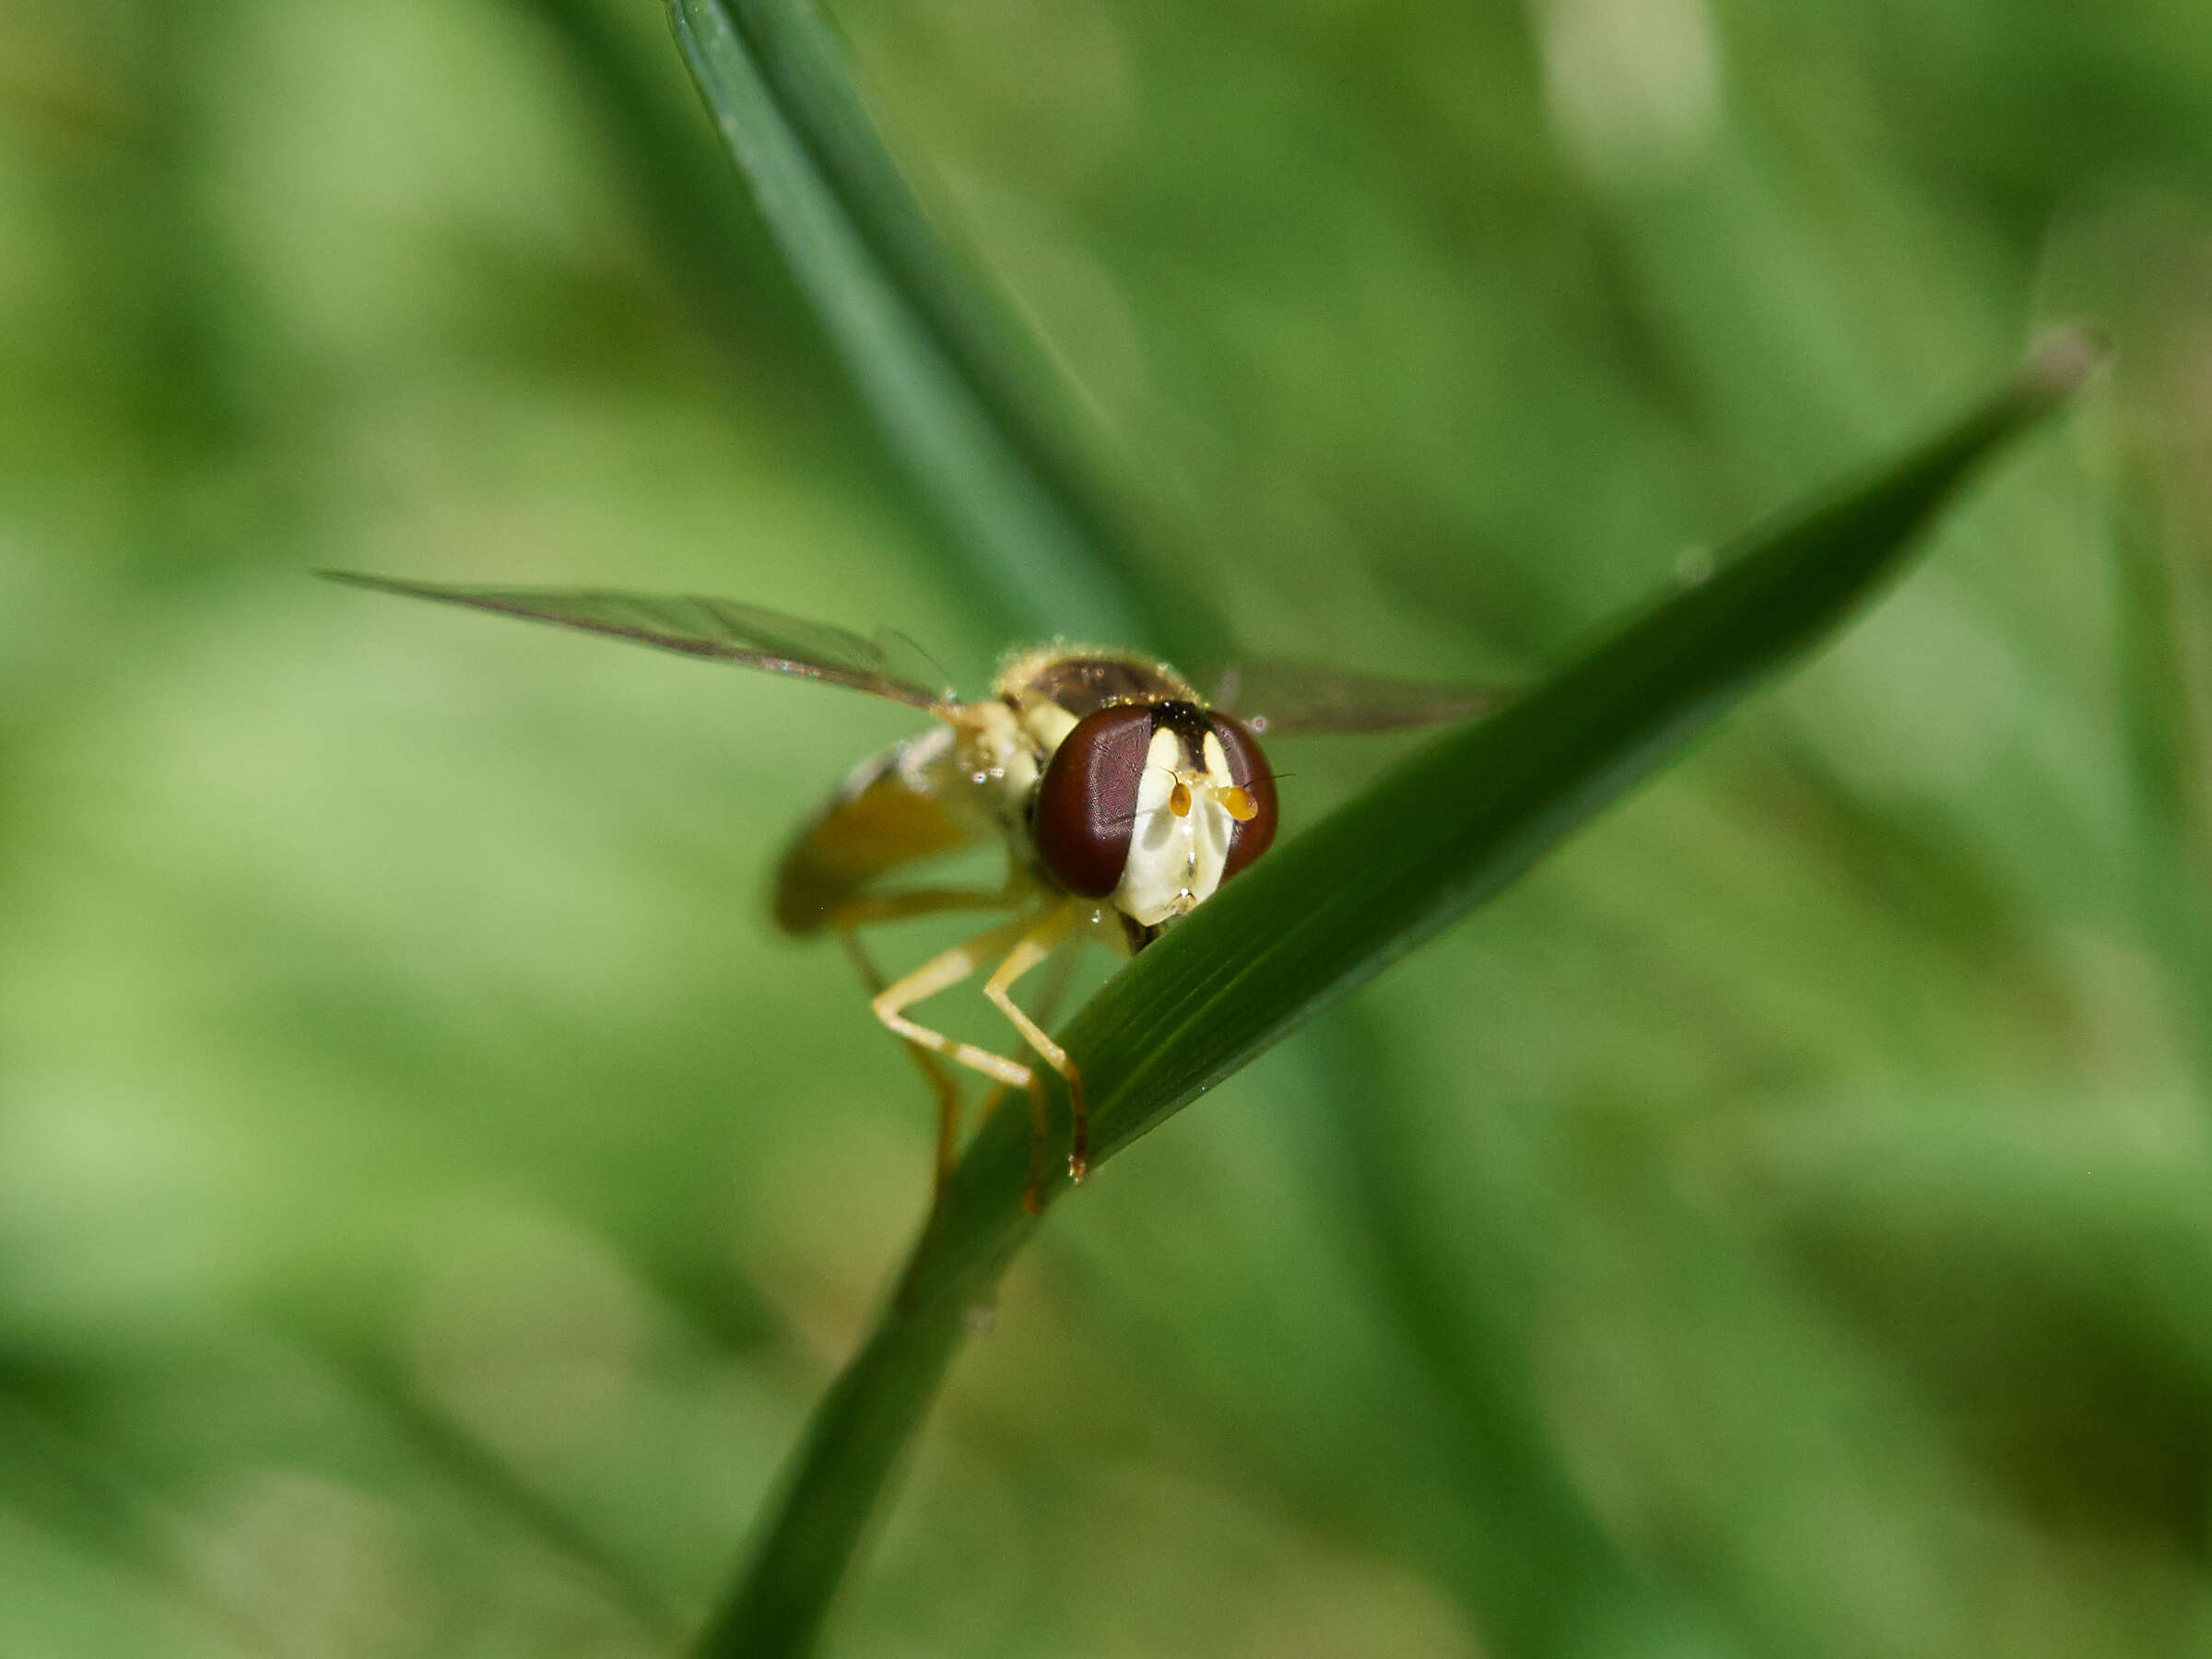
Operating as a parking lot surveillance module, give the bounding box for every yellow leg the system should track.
[869,912,1044,1094]
[870,907,1102,1210]
[982,904,1091,1182]
[841,933,963,1198]
[830,881,1030,1199]
[974,938,1083,1127]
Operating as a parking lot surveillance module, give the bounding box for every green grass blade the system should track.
[2112,456,2212,1094]
[1064,335,2100,1160]
[694,333,2097,1658]
[665,0,1172,647]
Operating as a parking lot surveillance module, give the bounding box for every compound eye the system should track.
[1209,714,1277,882]
[1034,704,1155,898]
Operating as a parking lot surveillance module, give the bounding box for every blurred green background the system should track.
[5,0,2212,1653]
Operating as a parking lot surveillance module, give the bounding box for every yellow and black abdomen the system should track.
[772,726,994,935]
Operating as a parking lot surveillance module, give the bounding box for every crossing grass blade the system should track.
[693,332,2100,1657]
[665,0,1193,650]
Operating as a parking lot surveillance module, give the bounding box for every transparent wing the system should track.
[1210,659,1510,735]
[324,572,954,709]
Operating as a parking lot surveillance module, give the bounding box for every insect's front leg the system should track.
[982,903,1089,1183]
[830,879,1038,1196]
[840,933,966,1197]
[972,937,1085,1129]
[870,912,1058,1206]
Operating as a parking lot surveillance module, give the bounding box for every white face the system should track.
[1112,728,1241,927]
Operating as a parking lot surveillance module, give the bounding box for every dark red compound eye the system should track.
[1210,713,1277,881]
[1034,704,1155,898]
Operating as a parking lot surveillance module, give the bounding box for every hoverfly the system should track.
[329,574,1500,1206]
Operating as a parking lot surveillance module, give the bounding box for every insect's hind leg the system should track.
[818,883,1026,932]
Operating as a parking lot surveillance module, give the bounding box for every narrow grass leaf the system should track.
[696,332,2097,1658]
[665,0,1171,646]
